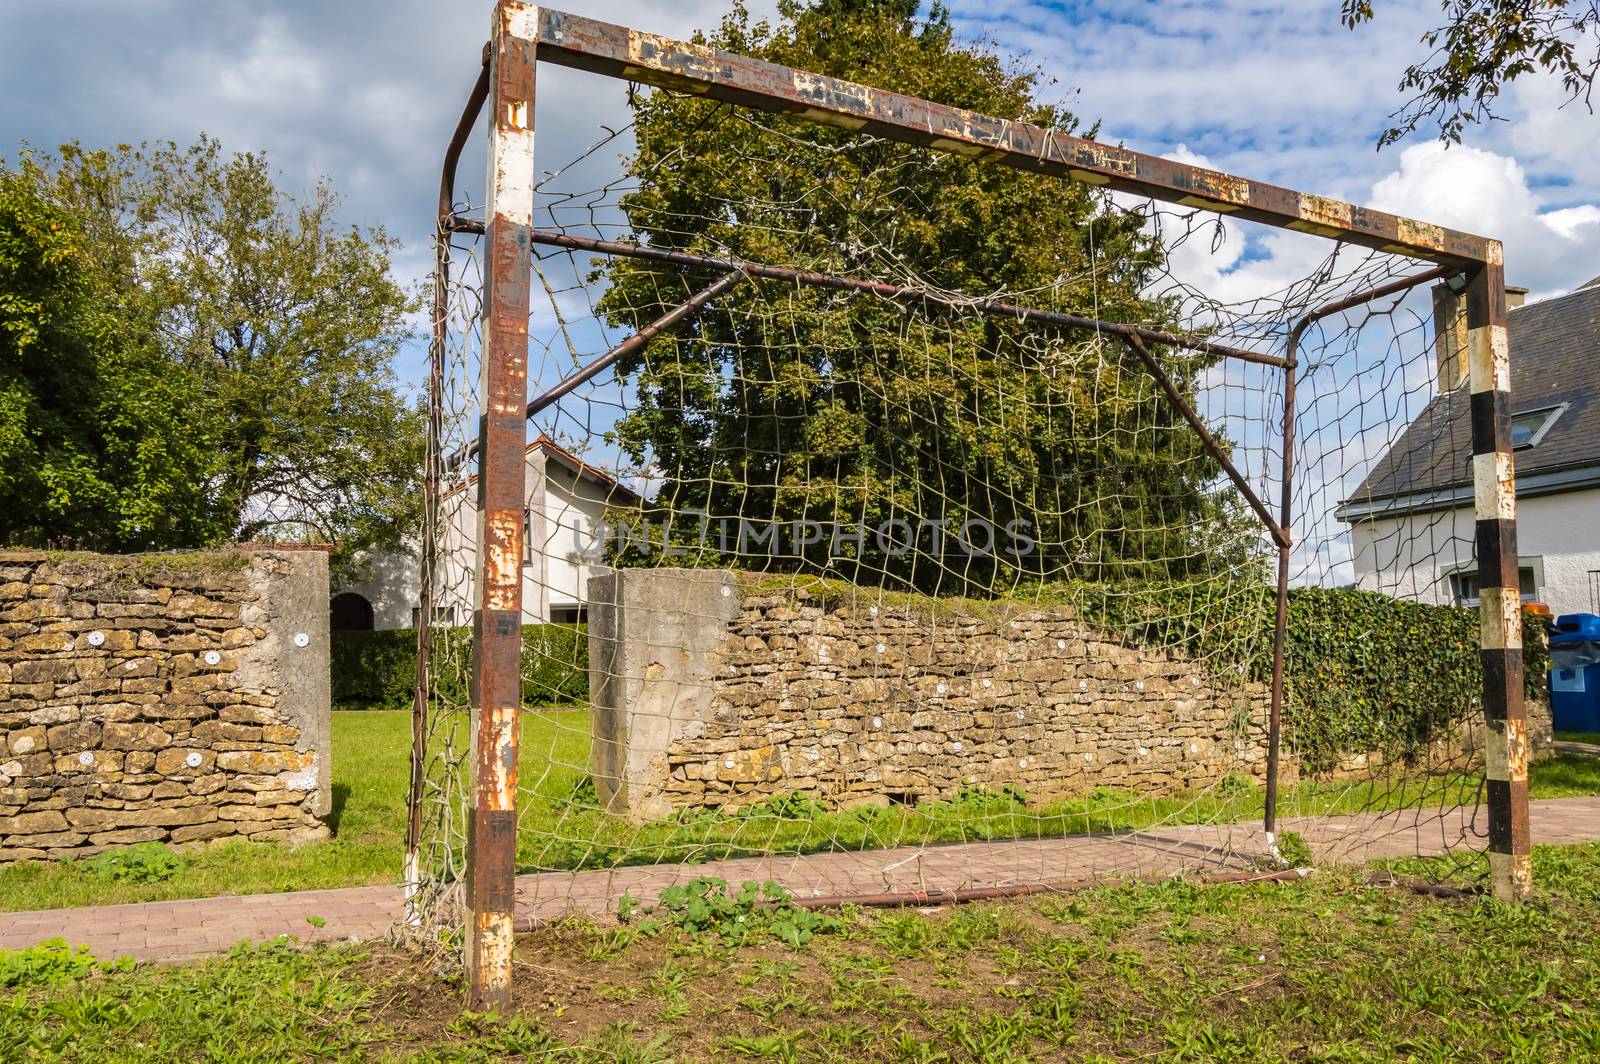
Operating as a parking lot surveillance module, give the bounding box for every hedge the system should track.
[331,624,588,709]
[1078,581,1549,773]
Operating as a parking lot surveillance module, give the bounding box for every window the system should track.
[1451,560,1540,605]
[411,606,456,628]
[549,605,586,625]
[1510,405,1565,449]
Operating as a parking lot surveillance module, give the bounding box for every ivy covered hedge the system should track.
[330,624,588,709]
[1076,582,1549,773]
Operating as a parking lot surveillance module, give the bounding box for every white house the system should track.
[1340,275,1600,617]
[331,436,641,630]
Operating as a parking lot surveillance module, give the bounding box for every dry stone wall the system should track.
[0,549,331,862]
[589,570,1274,820]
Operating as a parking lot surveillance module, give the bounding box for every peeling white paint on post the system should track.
[466,0,537,1013]
[1465,252,1532,902]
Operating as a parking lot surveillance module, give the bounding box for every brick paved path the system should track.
[3,796,1597,963]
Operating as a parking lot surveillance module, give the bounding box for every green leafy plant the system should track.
[623,877,843,948]
[0,938,100,988]
[1275,831,1314,870]
[80,842,185,884]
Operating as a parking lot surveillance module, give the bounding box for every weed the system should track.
[626,877,843,948]
[0,938,102,988]
[723,1030,804,1062]
[1275,829,1315,869]
[79,842,185,884]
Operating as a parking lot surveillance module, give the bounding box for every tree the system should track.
[0,164,219,550]
[23,137,422,559]
[1343,0,1600,145]
[596,0,1242,593]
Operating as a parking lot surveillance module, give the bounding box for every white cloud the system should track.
[1369,142,1600,298]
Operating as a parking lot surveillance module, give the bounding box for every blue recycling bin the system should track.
[1550,613,1600,733]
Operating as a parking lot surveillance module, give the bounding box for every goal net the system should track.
[402,12,1540,950]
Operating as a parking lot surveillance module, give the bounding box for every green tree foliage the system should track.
[0,165,218,550]
[1343,0,1600,145]
[15,137,421,559]
[598,0,1241,593]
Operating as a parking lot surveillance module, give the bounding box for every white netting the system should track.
[402,76,1533,946]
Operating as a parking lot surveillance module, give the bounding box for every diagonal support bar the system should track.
[1121,333,1287,550]
[442,270,747,474]
[525,269,747,421]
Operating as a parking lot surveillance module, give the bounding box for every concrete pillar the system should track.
[587,568,740,821]
[238,548,333,821]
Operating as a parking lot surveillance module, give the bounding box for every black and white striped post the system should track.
[1465,247,1532,902]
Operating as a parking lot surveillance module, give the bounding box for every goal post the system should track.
[411,0,1527,1010]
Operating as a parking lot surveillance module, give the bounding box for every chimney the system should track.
[1432,280,1524,392]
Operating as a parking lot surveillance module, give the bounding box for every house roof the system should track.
[530,436,644,504]
[1344,281,1600,518]
[439,436,644,504]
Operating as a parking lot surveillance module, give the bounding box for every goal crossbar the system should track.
[420,2,1530,1012]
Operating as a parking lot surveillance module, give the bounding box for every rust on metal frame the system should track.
[526,228,1291,369]
[530,7,1493,265]
[406,46,492,917]
[465,0,536,1012]
[1262,262,1457,840]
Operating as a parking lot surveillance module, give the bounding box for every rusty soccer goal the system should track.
[406,1,1531,1010]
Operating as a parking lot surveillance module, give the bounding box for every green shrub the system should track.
[1076,581,1548,774]
[330,623,587,708]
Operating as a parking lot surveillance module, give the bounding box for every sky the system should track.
[5,1,1595,304]
[4,0,1597,582]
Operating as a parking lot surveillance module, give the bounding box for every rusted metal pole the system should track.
[406,45,491,927]
[1264,353,1295,845]
[1120,333,1287,549]
[1264,264,1458,844]
[466,0,537,1011]
[1464,251,1531,901]
[526,228,1291,369]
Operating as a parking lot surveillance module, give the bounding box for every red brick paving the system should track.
[3,796,1597,963]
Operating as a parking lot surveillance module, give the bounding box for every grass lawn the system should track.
[3,710,1599,913]
[1554,730,1600,746]
[8,842,1600,1061]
